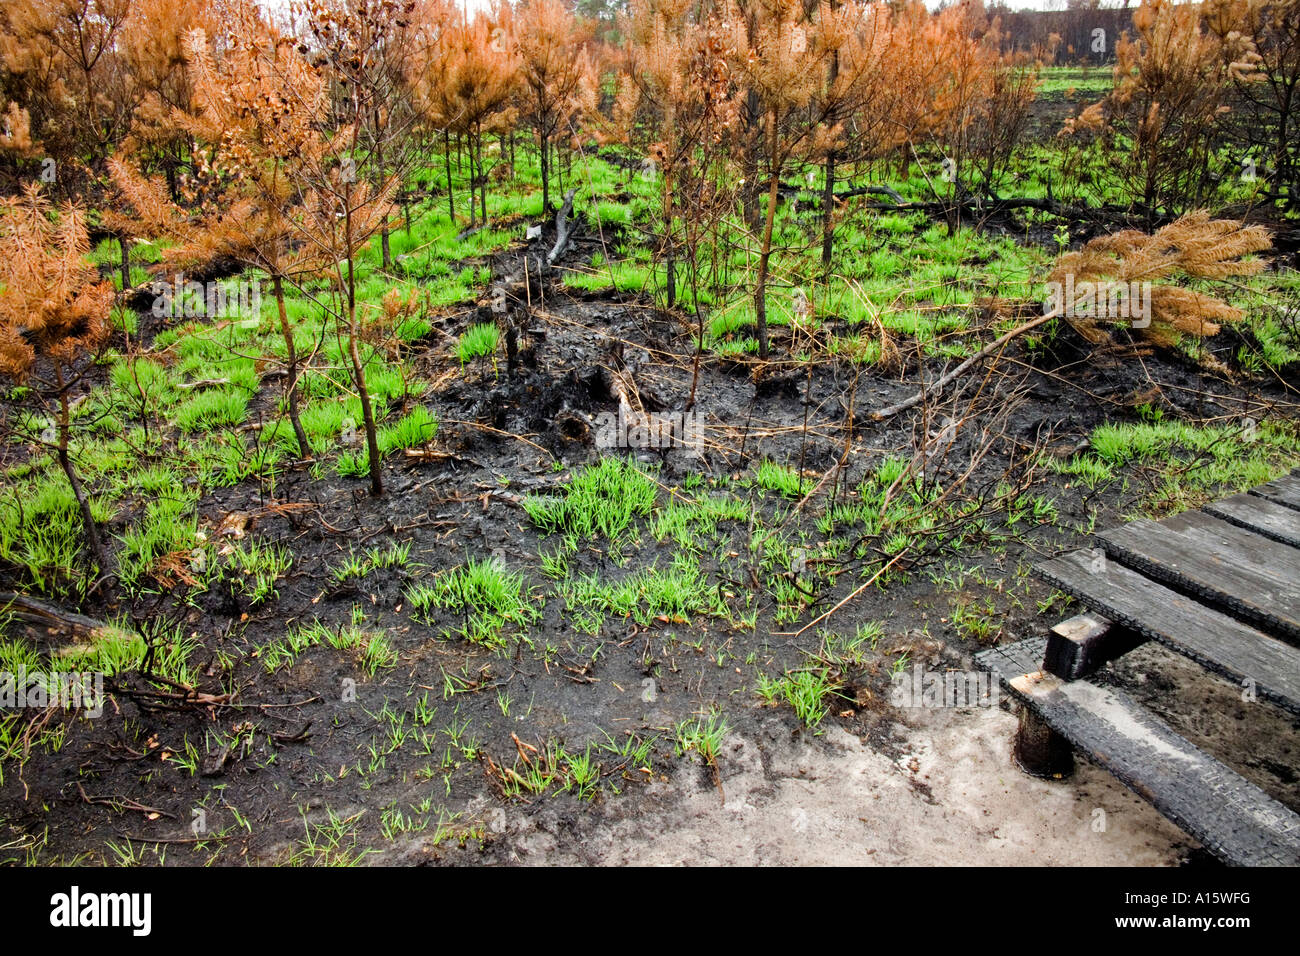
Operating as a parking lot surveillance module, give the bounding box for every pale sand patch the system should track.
[509,704,1192,866]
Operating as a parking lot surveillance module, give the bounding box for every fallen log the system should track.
[176,377,230,391]
[0,591,132,645]
[838,184,907,203]
[778,181,906,204]
[849,195,1174,230]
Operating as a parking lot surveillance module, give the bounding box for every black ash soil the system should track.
[1,233,1298,867]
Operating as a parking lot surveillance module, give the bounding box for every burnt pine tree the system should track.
[0,185,115,578]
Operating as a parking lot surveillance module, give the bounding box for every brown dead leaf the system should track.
[218,512,249,538]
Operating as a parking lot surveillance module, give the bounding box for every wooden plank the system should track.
[977,637,1300,867]
[1042,612,1146,681]
[1204,493,1300,550]
[1247,470,1300,511]
[1035,549,1300,714]
[1097,511,1300,643]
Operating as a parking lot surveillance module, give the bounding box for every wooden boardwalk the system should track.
[976,468,1300,866]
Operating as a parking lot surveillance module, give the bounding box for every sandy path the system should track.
[501,705,1193,866]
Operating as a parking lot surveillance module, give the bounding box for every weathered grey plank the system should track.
[1042,612,1146,681]
[1097,511,1300,643]
[977,637,1300,867]
[1247,470,1300,511]
[1036,549,1300,714]
[1204,493,1300,549]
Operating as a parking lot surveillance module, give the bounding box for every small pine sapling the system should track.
[0,185,116,577]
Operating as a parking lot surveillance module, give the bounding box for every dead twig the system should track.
[872,311,1057,422]
[78,782,178,820]
[775,551,909,638]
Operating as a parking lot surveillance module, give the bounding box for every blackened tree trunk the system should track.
[444,129,455,221]
[375,110,392,271]
[273,273,310,458]
[821,48,840,278]
[477,122,488,224]
[540,129,551,212]
[754,109,780,359]
[53,364,108,578]
[742,89,762,231]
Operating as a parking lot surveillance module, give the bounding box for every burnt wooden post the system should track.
[505,316,519,375]
[1010,611,1146,778]
[1013,707,1074,779]
[1043,612,1145,681]
[978,476,1300,865]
